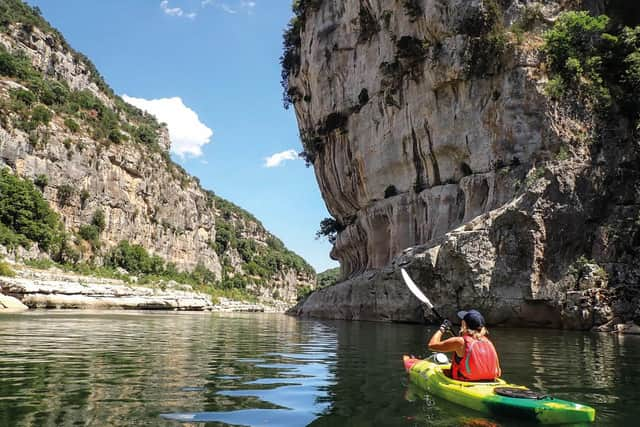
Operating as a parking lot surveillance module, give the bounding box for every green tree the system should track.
[77,224,100,248]
[30,104,52,125]
[57,184,74,206]
[33,174,48,190]
[543,11,640,119]
[105,240,164,275]
[91,209,106,232]
[315,217,344,244]
[0,168,63,252]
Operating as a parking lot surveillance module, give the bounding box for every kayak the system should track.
[403,355,595,424]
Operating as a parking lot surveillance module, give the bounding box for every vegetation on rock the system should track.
[0,169,74,259]
[0,260,16,277]
[315,217,344,244]
[460,0,508,78]
[543,11,640,124]
[0,25,162,149]
[280,0,322,109]
[317,267,340,288]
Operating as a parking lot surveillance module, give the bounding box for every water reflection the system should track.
[0,312,338,426]
[1,312,640,426]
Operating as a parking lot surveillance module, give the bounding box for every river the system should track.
[0,311,637,426]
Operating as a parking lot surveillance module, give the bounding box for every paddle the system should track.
[400,267,445,323]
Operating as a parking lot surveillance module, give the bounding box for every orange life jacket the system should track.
[451,335,501,381]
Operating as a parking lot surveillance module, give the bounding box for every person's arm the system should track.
[428,330,464,353]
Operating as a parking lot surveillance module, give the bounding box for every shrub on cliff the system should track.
[105,240,165,275]
[0,46,36,80]
[91,209,106,232]
[64,117,80,133]
[11,88,35,106]
[214,219,236,256]
[57,184,74,206]
[0,223,31,250]
[317,267,340,288]
[0,38,160,150]
[0,260,15,277]
[280,0,323,109]
[77,224,100,248]
[0,168,64,253]
[543,11,640,120]
[461,0,508,78]
[315,217,344,244]
[30,104,52,126]
[33,174,48,190]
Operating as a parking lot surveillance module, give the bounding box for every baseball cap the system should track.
[457,309,485,330]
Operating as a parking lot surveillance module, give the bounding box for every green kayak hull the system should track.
[404,355,595,424]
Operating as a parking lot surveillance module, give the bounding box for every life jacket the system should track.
[451,334,501,381]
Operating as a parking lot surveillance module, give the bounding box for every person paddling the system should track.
[428,309,501,381]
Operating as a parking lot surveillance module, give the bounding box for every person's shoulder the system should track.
[446,336,465,345]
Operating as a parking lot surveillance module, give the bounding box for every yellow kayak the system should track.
[403,355,595,424]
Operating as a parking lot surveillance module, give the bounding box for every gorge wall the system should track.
[0,2,314,305]
[287,0,640,329]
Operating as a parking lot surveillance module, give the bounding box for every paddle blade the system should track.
[400,268,434,309]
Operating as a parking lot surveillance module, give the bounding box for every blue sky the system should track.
[26,0,338,273]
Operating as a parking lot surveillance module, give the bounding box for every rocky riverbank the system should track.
[0,265,285,313]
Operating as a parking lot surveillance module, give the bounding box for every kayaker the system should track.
[427,309,501,381]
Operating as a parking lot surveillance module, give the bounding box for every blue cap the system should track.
[457,309,485,330]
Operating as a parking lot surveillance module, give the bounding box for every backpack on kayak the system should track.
[451,335,501,381]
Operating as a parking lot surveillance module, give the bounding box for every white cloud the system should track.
[122,95,213,158]
[160,1,196,19]
[220,4,237,14]
[264,149,299,168]
[201,0,256,15]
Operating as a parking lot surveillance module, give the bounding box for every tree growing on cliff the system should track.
[315,217,344,244]
[0,168,64,253]
[105,240,165,275]
[543,11,640,121]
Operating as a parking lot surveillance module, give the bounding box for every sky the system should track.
[25,0,338,273]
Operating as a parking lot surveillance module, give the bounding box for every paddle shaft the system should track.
[429,306,445,323]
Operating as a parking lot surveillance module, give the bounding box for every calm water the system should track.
[0,311,638,426]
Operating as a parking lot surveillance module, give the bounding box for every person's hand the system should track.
[439,319,452,334]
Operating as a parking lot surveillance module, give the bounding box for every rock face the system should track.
[291,0,556,276]
[0,25,212,273]
[0,293,28,311]
[287,0,640,329]
[0,12,315,304]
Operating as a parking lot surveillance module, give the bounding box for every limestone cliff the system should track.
[0,1,314,305]
[287,0,640,328]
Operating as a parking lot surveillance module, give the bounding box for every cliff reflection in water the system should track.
[0,311,337,426]
[1,313,640,426]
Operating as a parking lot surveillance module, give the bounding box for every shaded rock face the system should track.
[292,0,554,276]
[288,1,640,328]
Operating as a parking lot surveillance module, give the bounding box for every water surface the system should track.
[0,311,637,426]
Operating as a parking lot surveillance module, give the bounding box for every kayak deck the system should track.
[403,355,595,424]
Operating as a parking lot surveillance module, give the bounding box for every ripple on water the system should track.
[2,314,640,426]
